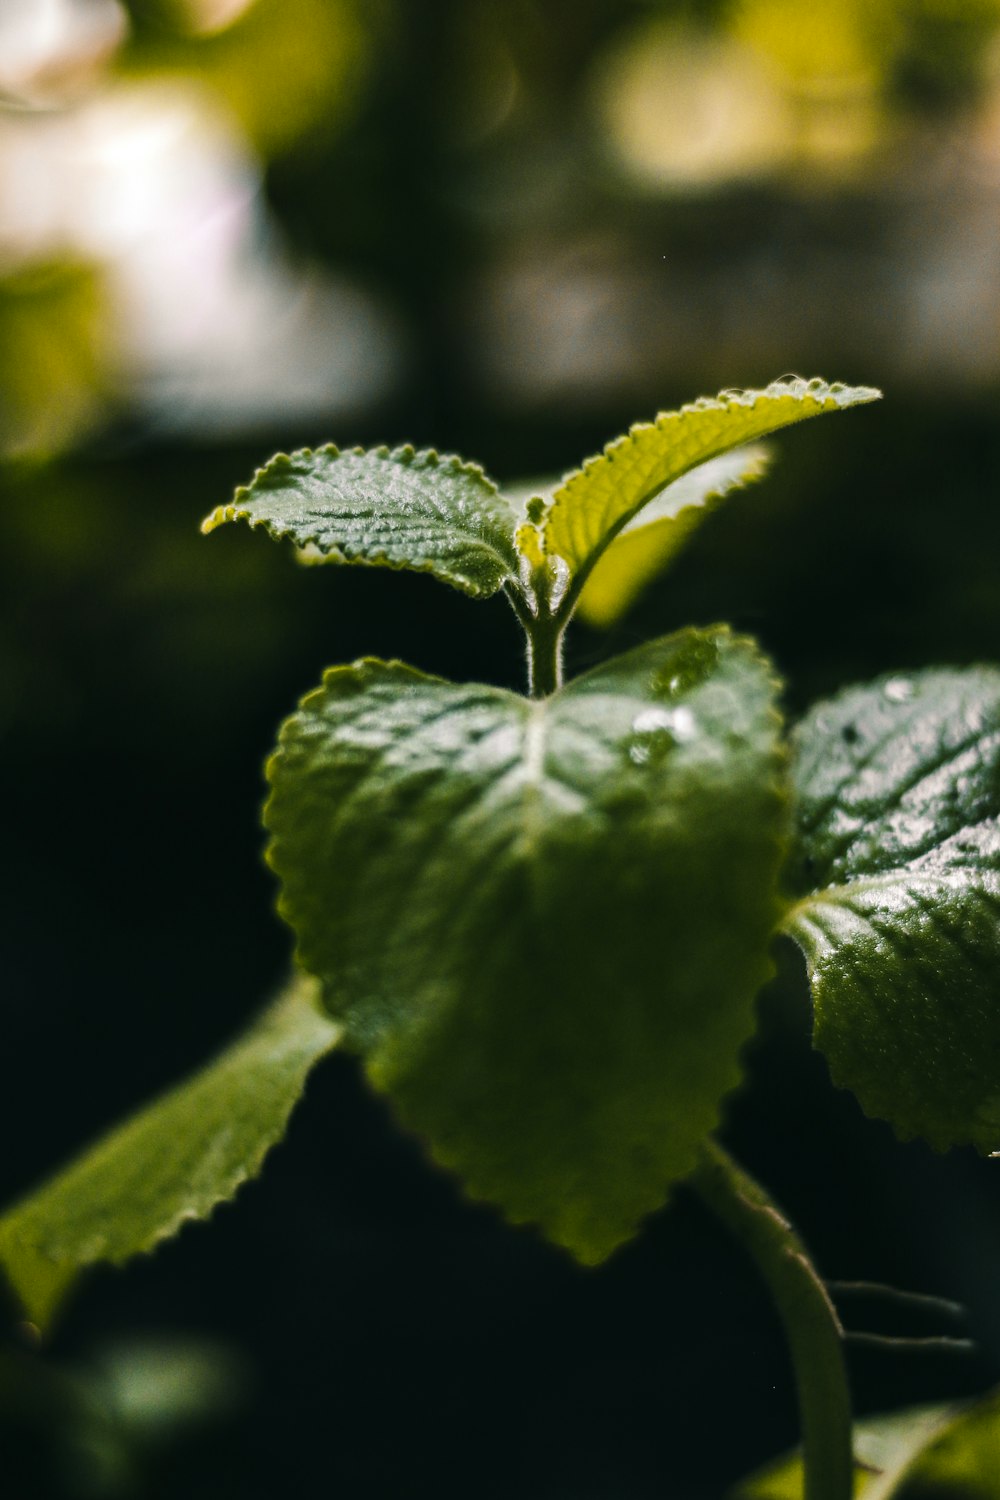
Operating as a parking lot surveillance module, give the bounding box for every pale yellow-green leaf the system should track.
[575,446,769,628]
[537,377,880,594]
[0,976,341,1331]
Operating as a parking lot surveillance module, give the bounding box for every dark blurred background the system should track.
[4,1,1000,1495]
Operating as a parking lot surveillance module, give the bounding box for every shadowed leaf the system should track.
[0,977,341,1330]
[785,669,1000,1152]
[576,445,770,627]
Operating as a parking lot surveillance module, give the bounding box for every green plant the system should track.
[7,374,1000,1498]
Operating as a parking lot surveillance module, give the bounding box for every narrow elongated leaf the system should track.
[0,976,341,1330]
[785,670,1000,1152]
[265,628,789,1263]
[528,377,879,592]
[737,1392,1000,1499]
[576,445,769,627]
[202,444,521,599]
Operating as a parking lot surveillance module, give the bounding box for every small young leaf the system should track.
[265,628,789,1264]
[0,976,341,1331]
[785,669,1000,1153]
[202,445,521,599]
[530,377,879,603]
[737,1392,1000,1499]
[575,446,770,628]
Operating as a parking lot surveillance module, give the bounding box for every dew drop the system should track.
[626,707,697,766]
[651,637,719,697]
[883,677,914,704]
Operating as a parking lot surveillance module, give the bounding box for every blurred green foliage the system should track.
[119,0,372,154]
[5,3,1000,1499]
[0,263,109,463]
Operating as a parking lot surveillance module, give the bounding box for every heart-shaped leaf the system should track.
[202,444,521,599]
[785,669,1000,1152]
[0,977,341,1330]
[264,627,789,1263]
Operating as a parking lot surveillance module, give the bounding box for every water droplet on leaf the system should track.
[650,637,719,697]
[626,707,697,765]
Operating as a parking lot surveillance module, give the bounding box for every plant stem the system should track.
[691,1140,853,1500]
[526,614,565,698]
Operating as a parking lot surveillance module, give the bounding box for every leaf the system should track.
[264,627,789,1263]
[527,376,880,602]
[202,445,522,600]
[784,669,1000,1152]
[737,1392,1000,1499]
[575,445,770,628]
[0,976,341,1331]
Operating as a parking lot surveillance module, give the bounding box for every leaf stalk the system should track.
[526,612,565,698]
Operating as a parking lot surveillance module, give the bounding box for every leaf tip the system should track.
[756,374,883,409]
[200,505,231,535]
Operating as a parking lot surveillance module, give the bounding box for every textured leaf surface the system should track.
[576,446,769,627]
[785,670,1000,1152]
[0,977,341,1330]
[737,1394,1000,1499]
[531,377,879,591]
[202,445,521,599]
[265,628,788,1263]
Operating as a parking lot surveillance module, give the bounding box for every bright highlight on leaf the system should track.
[528,376,880,609]
[0,977,341,1331]
[202,444,522,599]
[785,669,1000,1154]
[575,445,770,627]
[264,628,789,1264]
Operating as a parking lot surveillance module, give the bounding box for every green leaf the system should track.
[264,627,789,1263]
[0,976,341,1331]
[737,1392,1000,1499]
[785,669,1000,1153]
[202,444,521,600]
[524,377,880,607]
[575,446,770,628]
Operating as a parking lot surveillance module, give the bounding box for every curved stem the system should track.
[691,1140,853,1500]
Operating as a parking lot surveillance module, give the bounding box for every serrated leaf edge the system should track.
[202,442,520,599]
[551,377,880,513]
[0,977,342,1325]
[271,630,793,1262]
